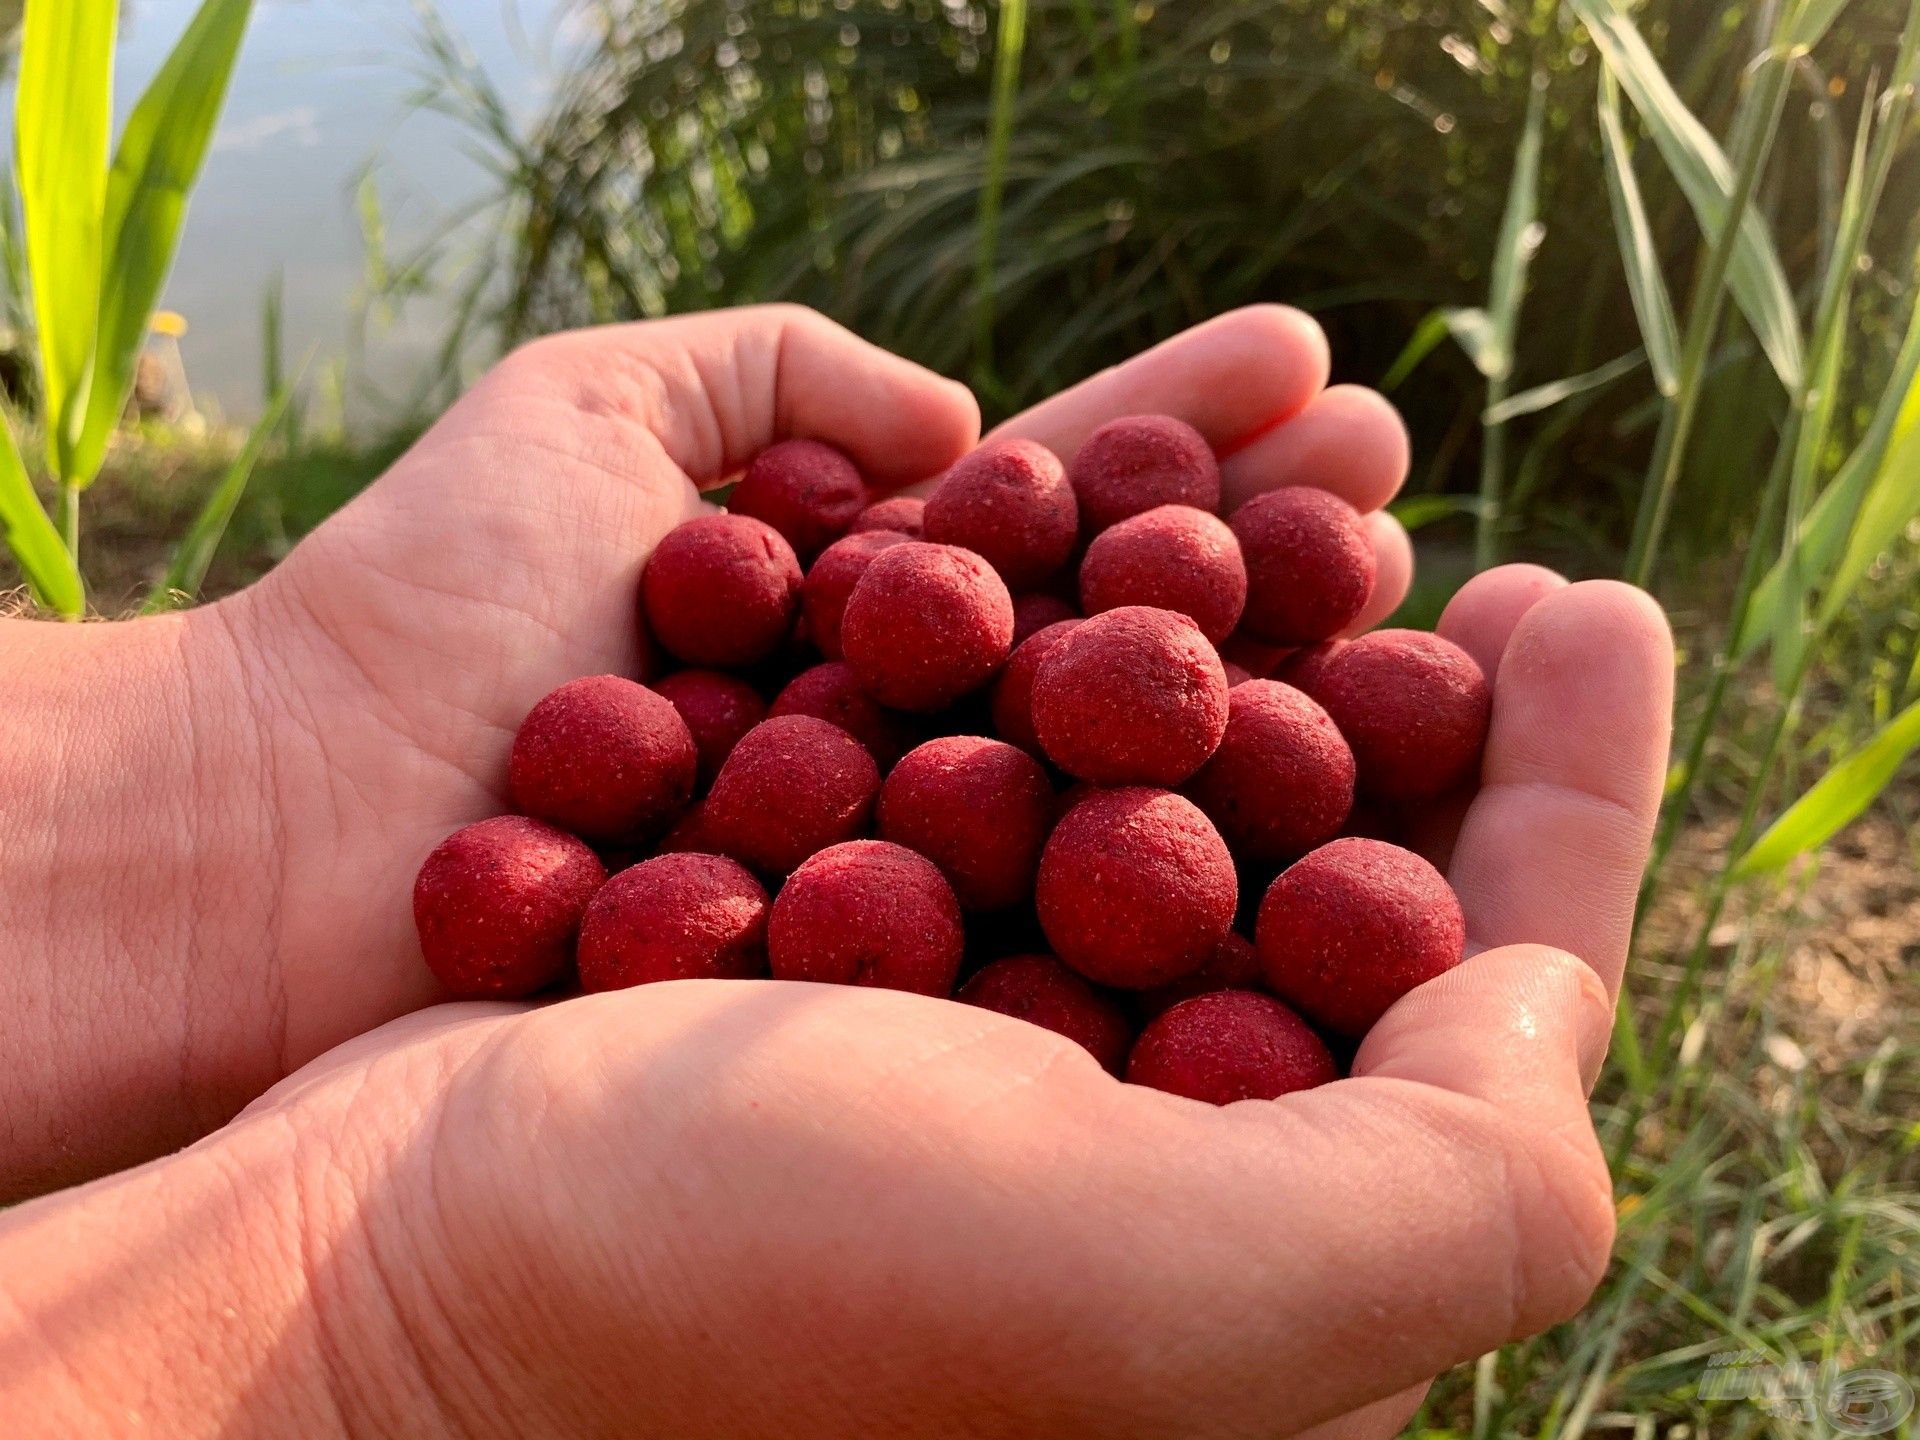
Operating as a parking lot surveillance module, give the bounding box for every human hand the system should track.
[1,558,1665,1439]
[2,303,1416,1193]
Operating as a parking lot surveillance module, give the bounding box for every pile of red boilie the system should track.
[412,416,1491,1105]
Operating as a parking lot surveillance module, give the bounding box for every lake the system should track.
[7,0,575,423]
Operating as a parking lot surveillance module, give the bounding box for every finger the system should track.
[1445,581,1674,993]
[1219,386,1410,515]
[1288,1384,1432,1440]
[1402,564,1571,869]
[1342,510,1412,637]
[1436,563,1568,681]
[1106,945,1613,1431]
[496,304,981,491]
[988,305,1329,462]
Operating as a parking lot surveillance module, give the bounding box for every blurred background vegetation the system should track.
[397,0,1918,570]
[2,0,1918,1434]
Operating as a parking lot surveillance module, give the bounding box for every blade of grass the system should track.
[1381,307,1500,392]
[1820,378,1920,630]
[1621,12,1799,586]
[0,415,83,615]
[142,371,300,613]
[15,0,116,480]
[1732,696,1920,878]
[1768,75,1883,690]
[1486,349,1647,425]
[972,0,1029,402]
[1572,0,1805,393]
[1596,72,1680,395]
[1739,297,1920,660]
[1478,76,1548,569]
[70,0,255,490]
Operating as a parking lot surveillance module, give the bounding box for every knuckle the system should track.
[1505,1113,1616,1334]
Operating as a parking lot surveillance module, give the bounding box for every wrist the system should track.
[0,1104,349,1437]
[0,606,282,1196]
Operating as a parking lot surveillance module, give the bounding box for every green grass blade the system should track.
[1786,0,1854,50]
[1596,72,1680,395]
[1486,349,1647,425]
[1738,298,1920,659]
[1381,310,1457,392]
[1732,697,1920,878]
[1571,0,1805,391]
[142,372,297,613]
[1819,373,1920,632]
[69,0,254,491]
[1389,494,1487,532]
[15,0,117,478]
[0,414,83,616]
[972,0,1028,399]
[1486,78,1547,381]
[1478,79,1547,569]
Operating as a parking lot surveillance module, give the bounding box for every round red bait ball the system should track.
[990,619,1083,755]
[1127,990,1338,1104]
[1291,629,1491,804]
[878,736,1055,911]
[1079,505,1247,645]
[841,542,1015,712]
[730,438,868,559]
[1257,837,1466,1037]
[655,801,722,855]
[850,494,926,539]
[653,670,767,791]
[924,438,1079,590]
[1231,488,1375,646]
[413,816,606,998]
[1011,591,1080,648]
[959,954,1132,1074]
[767,840,964,997]
[577,853,769,991]
[803,529,910,661]
[1272,640,1343,692]
[703,715,880,877]
[1136,930,1264,1019]
[509,675,697,845]
[1006,591,1082,648]
[1031,606,1229,786]
[1187,680,1355,864]
[1037,787,1237,989]
[771,662,918,770]
[642,514,802,667]
[1068,415,1221,533]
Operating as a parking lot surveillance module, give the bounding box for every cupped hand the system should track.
[227,557,1670,1438]
[149,305,1407,1134]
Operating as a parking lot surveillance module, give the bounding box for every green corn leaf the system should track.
[1596,73,1680,395]
[0,415,83,616]
[1733,697,1920,878]
[1486,78,1547,379]
[69,0,254,491]
[1485,349,1648,425]
[16,0,117,478]
[1571,0,1805,391]
[143,370,298,613]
